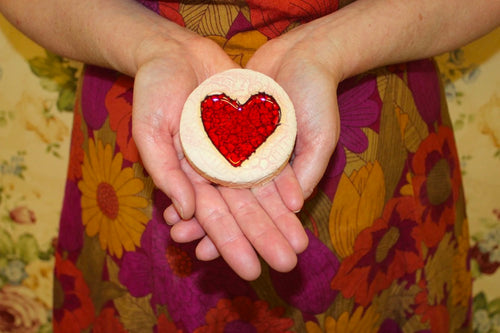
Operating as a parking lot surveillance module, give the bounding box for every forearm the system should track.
[285,0,500,81]
[0,0,192,76]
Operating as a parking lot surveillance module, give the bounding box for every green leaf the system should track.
[0,229,15,256]
[473,292,489,310]
[16,233,40,263]
[28,56,56,78]
[29,52,78,91]
[114,293,157,332]
[376,75,408,202]
[0,256,8,269]
[489,298,500,316]
[46,50,63,63]
[39,77,60,92]
[470,259,481,279]
[57,85,76,111]
[37,322,53,333]
[38,243,55,260]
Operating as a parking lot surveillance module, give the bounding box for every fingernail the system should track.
[172,199,184,220]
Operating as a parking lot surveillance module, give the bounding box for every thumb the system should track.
[132,61,198,219]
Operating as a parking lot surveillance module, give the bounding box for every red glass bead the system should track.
[201,93,281,167]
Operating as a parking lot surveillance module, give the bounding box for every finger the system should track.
[132,111,196,219]
[196,236,221,261]
[170,219,206,243]
[164,204,181,225]
[219,187,297,273]
[252,180,308,254]
[194,182,262,280]
[292,141,335,199]
[132,62,198,219]
[272,164,304,213]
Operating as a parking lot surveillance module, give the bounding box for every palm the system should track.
[246,37,341,199]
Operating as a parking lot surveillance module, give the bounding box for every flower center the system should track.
[426,158,452,206]
[0,310,15,326]
[97,182,119,219]
[166,245,193,277]
[375,227,400,263]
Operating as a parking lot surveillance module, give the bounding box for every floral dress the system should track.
[53,1,472,332]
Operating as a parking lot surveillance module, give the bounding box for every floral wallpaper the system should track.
[0,12,499,333]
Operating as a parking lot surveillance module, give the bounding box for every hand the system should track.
[132,31,308,280]
[164,21,341,278]
[246,24,342,200]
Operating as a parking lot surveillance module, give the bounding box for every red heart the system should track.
[201,93,281,167]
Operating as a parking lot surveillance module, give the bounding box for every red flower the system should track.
[411,126,462,248]
[105,75,140,162]
[414,280,450,332]
[158,2,185,27]
[92,307,126,333]
[470,244,500,275]
[9,206,36,224]
[194,296,293,333]
[247,0,338,38]
[157,313,183,333]
[53,253,95,333]
[331,197,424,306]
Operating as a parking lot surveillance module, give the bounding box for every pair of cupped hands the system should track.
[131,23,342,281]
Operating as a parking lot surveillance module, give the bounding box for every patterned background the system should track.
[0,12,499,332]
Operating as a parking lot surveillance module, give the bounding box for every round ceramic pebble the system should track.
[179,68,297,188]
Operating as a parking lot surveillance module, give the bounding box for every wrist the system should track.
[132,25,230,81]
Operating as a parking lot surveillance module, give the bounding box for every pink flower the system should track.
[9,206,36,224]
[0,285,47,333]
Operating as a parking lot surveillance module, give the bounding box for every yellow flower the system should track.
[306,306,380,333]
[78,139,149,258]
[23,258,54,308]
[329,161,385,258]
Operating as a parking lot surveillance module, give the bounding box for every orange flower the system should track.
[411,126,462,248]
[331,197,424,306]
[53,253,95,333]
[105,75,139,163]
